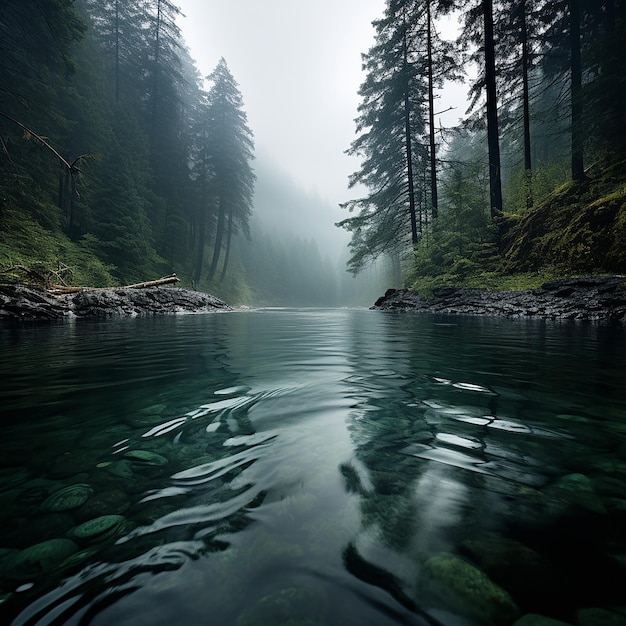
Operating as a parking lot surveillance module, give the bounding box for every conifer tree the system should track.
[457,0,504,216]
[200,59,255,284]
[338,0,430,274]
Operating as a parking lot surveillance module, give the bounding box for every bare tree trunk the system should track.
[402,25,419,245]
[569,0,585,181]
[521,0,533,210]
[207,198,225,282]
[194,150,209,284]
[483,0,503,217]
[115,0,120,102]
[427,0,438,219]
[219,206,233,283]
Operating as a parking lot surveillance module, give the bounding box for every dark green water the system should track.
[1,310,625,626]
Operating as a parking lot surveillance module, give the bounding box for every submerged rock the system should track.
[423,552,520,625]
[460,533,561,611]
[543,473,607,517]
[513,614,573,626]
[372,277,626,323]
[576,607,626,626]
[68,515,129,544]
[40,483,93,512]
[0,284,232,320]
[124,450,169,466]
[2,538,78,580]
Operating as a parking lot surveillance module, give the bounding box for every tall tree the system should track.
[0,0,85,233]
[493,0,547,210]
[483,0,504,215]
[201,59,255,284]
[583,0,626,154]
[538,0,610,181]
[338,0,429,274]
[568,0,584,181]
[425,0,460,218]
[81,0,149,104]
[459,0,504,216]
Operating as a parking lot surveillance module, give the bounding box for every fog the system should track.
[175,1,466,301]
[176,0,384,203]
[174,1,384,269]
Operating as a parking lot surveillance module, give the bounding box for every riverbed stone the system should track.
[2,538,78,580]
[0,284,231,320]
[576,607,626,626]
[40,483,93,512]
[124,450,169,466]
[423,552,520,625]
[75,488,130,521]
[460,533,559,609]
[513,614,573,626]
[68,515,129,544]
[542,473,607,517]
[372,277,626,323]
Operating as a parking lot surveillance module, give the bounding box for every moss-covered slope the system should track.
[499,156,626,275]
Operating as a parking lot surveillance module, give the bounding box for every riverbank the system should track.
[372,276,626,323]
[0,284,232,320]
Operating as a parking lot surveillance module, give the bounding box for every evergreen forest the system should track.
[0,0,349,306]
[339,0,626,294]
[1,0,625,306]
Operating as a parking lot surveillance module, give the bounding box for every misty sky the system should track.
[176,0,387,208]
[175,1,467,260]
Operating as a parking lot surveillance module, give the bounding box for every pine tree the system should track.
[200,59,255,285]
[80,0,150,104]
[338,0,430,274]
[459,0,504,216]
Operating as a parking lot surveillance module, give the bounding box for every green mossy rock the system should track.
[543,473,607,517]
[576,607,626,626]
[500,158,626,275]
[2,538,78,580]
[424,553,519,625]
[513,614,572,626]
[461,533,561,609]
[124,450,169,466]
[68,515,128,544]
[40,483,93,512]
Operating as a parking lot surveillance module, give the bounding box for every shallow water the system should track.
[1,309,625,625]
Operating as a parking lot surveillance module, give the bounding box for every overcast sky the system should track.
[175,0,389,208]
[175,1,467,256]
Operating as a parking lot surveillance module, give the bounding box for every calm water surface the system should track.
[1,309,625,626]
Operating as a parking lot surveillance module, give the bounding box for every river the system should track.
[1,309,625,625]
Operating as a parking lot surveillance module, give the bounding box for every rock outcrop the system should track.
[0,284,231,320]
[372,276,626,323]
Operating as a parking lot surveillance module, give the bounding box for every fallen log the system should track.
[47,273,180,295]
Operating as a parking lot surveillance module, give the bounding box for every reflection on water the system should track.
[1,310,625,625]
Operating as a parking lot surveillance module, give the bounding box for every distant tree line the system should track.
[338,0,625,281]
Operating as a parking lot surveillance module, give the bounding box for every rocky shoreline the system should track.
[372,276,626,323]
[0,284,232,320]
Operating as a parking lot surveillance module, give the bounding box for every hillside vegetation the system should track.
[499,156,626,275]
[405,154,626,296]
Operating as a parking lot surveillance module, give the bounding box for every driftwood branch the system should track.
[0,111,96,174]
[47,273,180,294]
[1,262,75,289]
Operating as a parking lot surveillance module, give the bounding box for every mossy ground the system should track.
[499,156,626,275]
[409,154,626,296]
[0,203,116,288]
